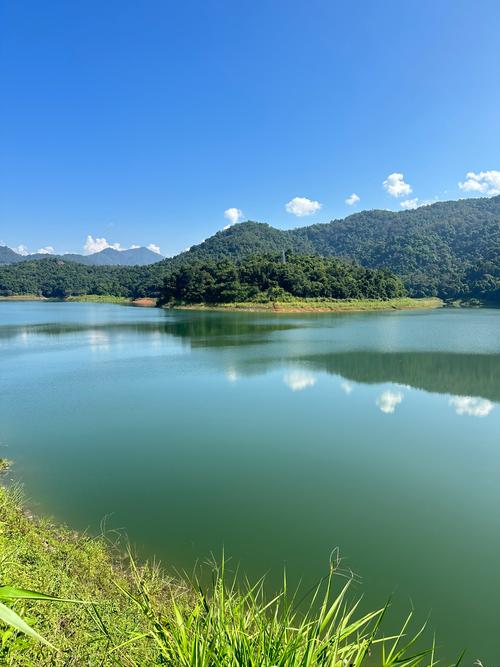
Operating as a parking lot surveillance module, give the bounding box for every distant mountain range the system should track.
[0,245,163,266]
[1,194,500,300]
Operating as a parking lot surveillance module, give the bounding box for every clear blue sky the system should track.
[1,0,500,257]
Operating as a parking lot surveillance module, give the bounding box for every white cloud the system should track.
[376,390,404,414]
[449,396,494,418]
[345,193,360,206]
[340,381,354,394]
[458,171,500,196]
[283,370,316,392]
[400,198,419,210]
[383,173,412,198]
[84,235,123,254]
[13,244,29,256]
[147,243,161,254]
[36,246,55,255]
[285,196,322,217]
[224,208,244,226]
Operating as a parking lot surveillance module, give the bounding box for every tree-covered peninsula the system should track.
[160,253,406,304]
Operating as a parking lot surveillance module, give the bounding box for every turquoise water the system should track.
[1,302,499,661]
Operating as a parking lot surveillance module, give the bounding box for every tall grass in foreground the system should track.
[2,552,461,667]
[103,553,459,667]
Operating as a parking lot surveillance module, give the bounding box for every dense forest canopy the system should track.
[1,195,500,301]
[0,258,162,298]
[161,253,406,304]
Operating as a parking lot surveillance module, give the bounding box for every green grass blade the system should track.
[0,601,57,650]
[0,585,84,604]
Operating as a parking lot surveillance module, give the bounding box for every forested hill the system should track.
[294,195,500,298]
[170,195,500,299]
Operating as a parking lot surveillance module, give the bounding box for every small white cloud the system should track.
[458,171,500,196]
[36,246,55,254]
[285,196,322,217]
[224,208,244,226]
[147,243,161,254]
[345,193,360,206]
[449,396,494,417]
[376,390,404,414]
[84,235,123,255]
[13,244,29,256]
[340,381,354,394]
[383,173,412,198]
[400,198,419,210]
[283,370,316,392]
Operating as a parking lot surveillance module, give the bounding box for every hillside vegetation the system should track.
[176,196,500,300]
[0,258,161,299]
[161,253,406,304]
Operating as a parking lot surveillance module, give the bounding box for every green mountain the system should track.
[173,195,500,299]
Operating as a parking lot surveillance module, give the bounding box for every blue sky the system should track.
[1,0,500,257]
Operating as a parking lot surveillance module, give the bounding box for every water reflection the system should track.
[283,370,317,392]
[2,312,500,405]
[449,395,494,417]
[2,304,499,661]
[376,389,404,414]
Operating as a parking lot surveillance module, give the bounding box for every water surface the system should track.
[1,302,499,661]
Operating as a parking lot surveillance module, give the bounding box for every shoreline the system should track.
[6,295,496,313]
[0,294,157,307]
[168,296,443,313]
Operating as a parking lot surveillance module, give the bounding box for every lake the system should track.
[1,302,499,661]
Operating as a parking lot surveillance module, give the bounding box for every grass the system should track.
[172,297,443,313]
[0,295,442,311]
[0,485,176,665]
[64,295,133,304]
[0,485,462,666]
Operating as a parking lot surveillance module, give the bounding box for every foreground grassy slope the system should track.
[0,484,454,666]
[0,485,174,665]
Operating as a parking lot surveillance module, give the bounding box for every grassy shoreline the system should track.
[170,296,443,313]
[0,295,157,307]
[0,295,443,312]
[0,483,450,666]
